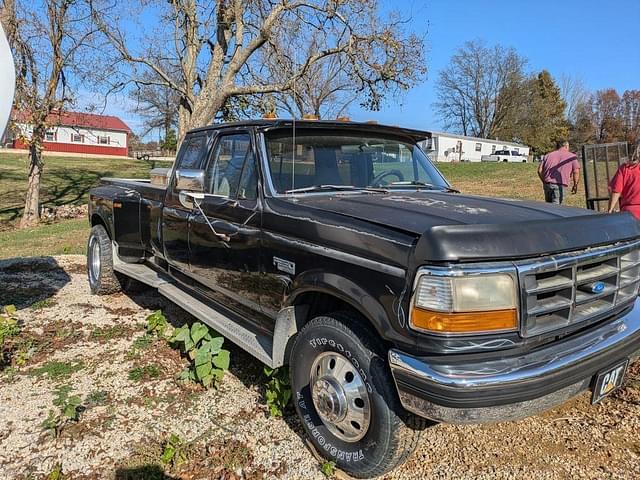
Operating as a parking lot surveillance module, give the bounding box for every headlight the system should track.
[411,273,518,334]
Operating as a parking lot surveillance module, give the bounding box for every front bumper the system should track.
[389,299,640,424]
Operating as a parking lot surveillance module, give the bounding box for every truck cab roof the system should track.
[188,119,434,143]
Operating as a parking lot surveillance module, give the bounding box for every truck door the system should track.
[162,132,212,271]
[188,132,270,333]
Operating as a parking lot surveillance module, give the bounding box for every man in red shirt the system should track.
[537,139,581,204]
[608,142,640,219]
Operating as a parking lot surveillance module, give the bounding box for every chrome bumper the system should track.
[389,299,640,423]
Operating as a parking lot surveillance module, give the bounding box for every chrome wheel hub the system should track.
[312,377,347,423]
[310,352,371,442]
[88,236,101,284]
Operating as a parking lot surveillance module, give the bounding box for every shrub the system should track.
[146,310,169,337]
[263,366,291,417]
[170,322,229,388]
[321,460,336,477]
[160,433,187,468]
[0,305,21,365]
[42,384,83,437]
[0,305,20,347]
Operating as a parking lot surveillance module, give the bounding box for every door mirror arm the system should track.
[183,191,233,244]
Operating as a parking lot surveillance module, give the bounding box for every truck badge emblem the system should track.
[591,281,605,294]
[273,257,295,275]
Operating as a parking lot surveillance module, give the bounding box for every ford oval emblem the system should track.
[592,281,605,294]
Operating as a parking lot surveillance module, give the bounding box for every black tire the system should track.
[87,224,123,295]
[290,312,426,478]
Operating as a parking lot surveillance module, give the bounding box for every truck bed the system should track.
[100,177,167,203]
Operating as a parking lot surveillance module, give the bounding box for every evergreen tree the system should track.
[160,129,178,153]
[515,71,570,155]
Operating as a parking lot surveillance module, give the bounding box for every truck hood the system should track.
[292,191,592,232]
[292,191,640,262]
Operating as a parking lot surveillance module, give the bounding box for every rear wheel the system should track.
[87,224,123,295]
[290,312,426,478]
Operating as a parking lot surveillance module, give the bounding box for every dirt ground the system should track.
[0,255,639,480]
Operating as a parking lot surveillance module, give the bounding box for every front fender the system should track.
[286,269,393,339]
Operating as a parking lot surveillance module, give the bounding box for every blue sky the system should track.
[102,0,640,137]
[352,0,640,130]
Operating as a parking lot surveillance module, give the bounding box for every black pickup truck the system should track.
[87,120,640,478]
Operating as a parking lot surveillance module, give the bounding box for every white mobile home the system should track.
[421,131,530,162]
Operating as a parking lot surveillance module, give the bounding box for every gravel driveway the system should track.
[0,255,639,479]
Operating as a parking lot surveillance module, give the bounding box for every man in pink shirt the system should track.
[537,139,580,204]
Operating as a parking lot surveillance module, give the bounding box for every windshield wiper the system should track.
[387,181,437,189]
[387,181,459,193]
[284,184,388,194]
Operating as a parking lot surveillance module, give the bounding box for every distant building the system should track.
[421,131,530,162]
[6,110,131,156]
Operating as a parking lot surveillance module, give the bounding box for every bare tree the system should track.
[434,40,527,138]
[129,69,180,140]
[90,0,426,143]
[2,0,101,227]
[256,26,357,119]
[559,74,589,124]
[621,90,640,144]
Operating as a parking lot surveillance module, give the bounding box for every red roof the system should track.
[12,109,132,133]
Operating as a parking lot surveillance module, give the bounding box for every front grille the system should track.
[518,241,640,337]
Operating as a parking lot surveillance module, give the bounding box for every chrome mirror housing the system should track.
[175,169,205,192]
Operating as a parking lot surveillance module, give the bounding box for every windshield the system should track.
[264,129,450,194]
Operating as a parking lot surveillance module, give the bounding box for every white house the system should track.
[7,110,131,156]
[421,131,530,162]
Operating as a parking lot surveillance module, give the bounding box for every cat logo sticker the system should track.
[592,359,628,404]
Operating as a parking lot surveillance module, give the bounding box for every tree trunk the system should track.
[177,102,192,149]
[19,142,43,228]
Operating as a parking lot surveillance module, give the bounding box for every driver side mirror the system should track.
[175,169,205,193]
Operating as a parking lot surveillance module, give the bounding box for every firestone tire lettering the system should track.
[290,312,426,478]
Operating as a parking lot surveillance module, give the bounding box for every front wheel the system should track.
[289,312,426,478]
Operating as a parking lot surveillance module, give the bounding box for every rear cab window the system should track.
[176,133,212,170]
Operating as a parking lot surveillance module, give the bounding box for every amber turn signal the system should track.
[411,307,517,334]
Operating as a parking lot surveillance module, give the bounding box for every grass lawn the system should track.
[0,217,88,258]
[0,151,154,224]
[437,162,587,209]
[0,158,593,260]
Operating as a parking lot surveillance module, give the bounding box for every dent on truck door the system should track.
[188,133,271,333]
[163,132,211,271]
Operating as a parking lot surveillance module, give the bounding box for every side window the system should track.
[205,134,255,199]
[238,150,258,200]
[177,134,209,169]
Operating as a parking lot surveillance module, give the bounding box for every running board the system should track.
[113,259,173,288]
[112,251,275,366]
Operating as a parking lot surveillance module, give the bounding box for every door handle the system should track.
[193,215,239,243]
[211,221,239,235]
[210,221,239,242]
